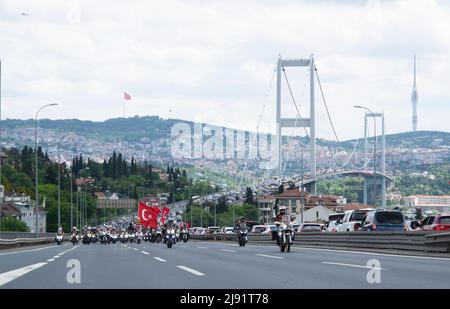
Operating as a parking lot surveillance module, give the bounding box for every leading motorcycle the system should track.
[165,228,176,248]
[275,221,293,253]
[237,228,248,247]
[55,233,64,245]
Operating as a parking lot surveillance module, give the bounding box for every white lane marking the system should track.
[153,257,166,262]
[47,259,55,262]
[322,262,387,270]
[181,245,190,248]
[133,248,139,251]
[176,266,205,276]
[53,256,60,259]
[293,246,450,262]
[256,254,284,259]
[0,262,48,287]
[141,251,149,255]
[197,246,208,249]
[220,249,237,253]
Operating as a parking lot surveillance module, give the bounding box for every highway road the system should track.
[1,241,450,288]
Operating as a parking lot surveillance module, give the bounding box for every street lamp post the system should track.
[300,142,305,224]
[35,103,58,236]
[57,133,73,230]
[354,105,377,207]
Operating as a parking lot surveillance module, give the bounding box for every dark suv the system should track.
[360,210,406,231]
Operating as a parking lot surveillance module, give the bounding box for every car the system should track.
[251,225,271,234]
[326,220,341,232]
[360,210,406,231]
[418,214,450,231]
[207,226,221,234]
[297,223,323,233]
[190,227,206,235]
[336,208,375,232]
[221,227,235,234]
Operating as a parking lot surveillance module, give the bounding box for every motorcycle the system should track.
[136,232,143,244]
[143,232,149,242]
[151,229,162,243]
[111,234,118,244]
[55,233,64,245]
[165,228,176,248]
[70,233,79,245]
[82,233,91,245]
[100,232,108,244]
[180,229,189,243]
[128,232,135,243]
[237,228,248,247]
[120,233,127,244]
[277,222,293,253]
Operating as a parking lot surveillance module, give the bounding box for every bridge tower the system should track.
[276,56,316,194]
[363,112,386,207]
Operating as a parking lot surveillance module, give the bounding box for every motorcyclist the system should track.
[235,217,248,242]
[274,206,291,245]
[275,206,287,223]
[57,226,63,235]
[128,222,136,234]
[163,217,175,243]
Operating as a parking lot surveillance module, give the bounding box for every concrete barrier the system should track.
[190,231,450,253]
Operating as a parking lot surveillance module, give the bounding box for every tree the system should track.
[0,216,29,232]
[245,187,254,205]
[216,195,228,213]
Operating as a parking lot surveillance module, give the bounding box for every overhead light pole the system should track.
[35,103,58,236]
[354,105,377,207]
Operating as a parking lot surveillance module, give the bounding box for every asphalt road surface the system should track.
[1,240,450,288]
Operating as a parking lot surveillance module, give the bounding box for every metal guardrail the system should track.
[0,232,55,240]
[0,237,56,250]
[190,231,450,253]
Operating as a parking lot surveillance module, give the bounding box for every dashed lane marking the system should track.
[176,266,205,276]
[256,254,284,259]
[153,257,166,262]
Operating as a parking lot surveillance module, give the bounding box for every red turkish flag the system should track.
[161,207,170,225]
[138,202,160,228]
[123,92,131,100]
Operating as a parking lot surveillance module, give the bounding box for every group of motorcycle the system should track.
[68,227,190,248]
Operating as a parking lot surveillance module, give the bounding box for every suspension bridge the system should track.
[249,55,390,206]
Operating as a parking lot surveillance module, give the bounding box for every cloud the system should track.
[0,0,449,140]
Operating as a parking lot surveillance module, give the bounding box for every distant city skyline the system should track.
[0,0,450,140]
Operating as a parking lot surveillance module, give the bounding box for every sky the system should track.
[0,0,449,141]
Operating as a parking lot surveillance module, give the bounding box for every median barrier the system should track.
[190,231,450,253]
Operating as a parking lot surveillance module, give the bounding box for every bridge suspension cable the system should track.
[238,56,279,190]
[314,66,340,143]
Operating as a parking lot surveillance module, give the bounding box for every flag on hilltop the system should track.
[123,92,131,101]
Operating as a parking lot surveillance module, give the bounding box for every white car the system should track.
[336,209,375,232]
[326,220,341,232]
[251,225,271,234]
[221,227,235,234]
